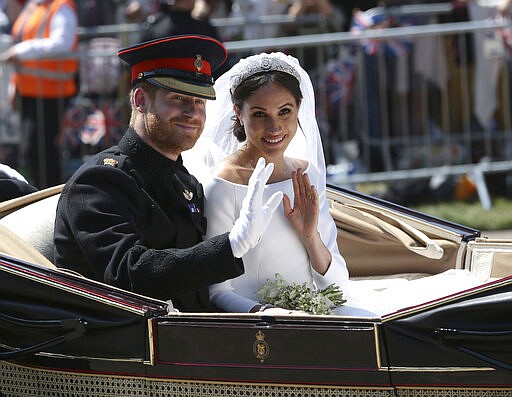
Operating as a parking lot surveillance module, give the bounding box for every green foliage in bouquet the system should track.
[257,274,346,315]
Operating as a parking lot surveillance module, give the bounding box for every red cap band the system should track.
[132,57,212,82]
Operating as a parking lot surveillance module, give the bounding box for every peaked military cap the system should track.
[118,35,228,100]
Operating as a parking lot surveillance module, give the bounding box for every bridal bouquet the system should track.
[257,274,346,315]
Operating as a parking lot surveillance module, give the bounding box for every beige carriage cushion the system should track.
[490,252,512,278]
[0,193,60,264]
[465,239,512,279]
[330,202,460,277]
[0,224,56,269]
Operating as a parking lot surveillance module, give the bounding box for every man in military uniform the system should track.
[53,35,282,312]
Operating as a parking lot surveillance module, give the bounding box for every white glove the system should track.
[229,157,283,258]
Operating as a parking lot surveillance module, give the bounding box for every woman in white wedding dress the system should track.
[183,52,486,316]
[188,52,349,313]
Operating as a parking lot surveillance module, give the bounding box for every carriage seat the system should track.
[0,193,60,265]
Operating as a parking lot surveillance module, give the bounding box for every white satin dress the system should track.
[203,164,349,313]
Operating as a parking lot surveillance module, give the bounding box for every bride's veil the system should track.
[182,52,327,189]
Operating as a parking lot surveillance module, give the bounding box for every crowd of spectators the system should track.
[1,0,512,191]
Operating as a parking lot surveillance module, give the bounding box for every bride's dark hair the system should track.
[230,71,303,142]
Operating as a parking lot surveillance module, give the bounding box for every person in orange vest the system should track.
[1,0,78,188]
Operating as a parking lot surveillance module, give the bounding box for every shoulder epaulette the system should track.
[96,152,147,190]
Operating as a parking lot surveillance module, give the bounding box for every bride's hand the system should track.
[283,168,319,241]
[229,158,283,258]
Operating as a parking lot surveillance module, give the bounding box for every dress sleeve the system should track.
[309,169,350,290]
[209,282,259,313]
[203,177,239,238]
[203,178,259,312]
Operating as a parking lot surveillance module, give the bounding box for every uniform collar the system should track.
[119,128,185,176]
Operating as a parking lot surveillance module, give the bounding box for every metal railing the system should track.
[222,18,512,193]
[1,6,511,208]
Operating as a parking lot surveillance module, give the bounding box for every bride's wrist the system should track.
[301,231,321,246]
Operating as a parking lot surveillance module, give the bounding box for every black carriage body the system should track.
[1,186,512,396]
[1,254,511,396]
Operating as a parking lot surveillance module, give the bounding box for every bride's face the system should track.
[235,81,300,157]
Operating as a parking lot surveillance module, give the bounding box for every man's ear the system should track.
[133,87,147,112]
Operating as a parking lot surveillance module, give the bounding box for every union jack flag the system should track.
[59,97,125,159]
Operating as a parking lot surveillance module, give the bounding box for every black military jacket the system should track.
[54,128,244,312]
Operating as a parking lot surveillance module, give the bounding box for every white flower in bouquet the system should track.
[257,274,346,315]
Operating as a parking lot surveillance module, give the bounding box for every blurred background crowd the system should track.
[1,0,512,208]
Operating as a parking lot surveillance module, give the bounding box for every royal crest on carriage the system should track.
[253,330,270,363]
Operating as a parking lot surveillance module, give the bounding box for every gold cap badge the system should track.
[194,55,204,72]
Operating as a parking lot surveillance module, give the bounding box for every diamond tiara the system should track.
[229,54,301,93]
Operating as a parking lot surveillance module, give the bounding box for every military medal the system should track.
[188,203,200,213]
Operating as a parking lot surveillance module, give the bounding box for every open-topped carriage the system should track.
[0,184,511,396]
